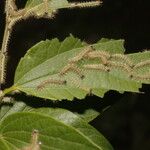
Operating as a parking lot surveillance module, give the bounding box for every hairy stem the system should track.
[0,20,10,85]
[0,0,21,89]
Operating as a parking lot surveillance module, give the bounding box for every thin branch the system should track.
[0,1,26,88]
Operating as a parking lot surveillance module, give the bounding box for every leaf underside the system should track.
[12,35,150,101]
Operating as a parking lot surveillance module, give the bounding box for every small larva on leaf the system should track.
[69,46,93,63]
[69,1,102,9]
[86,50,111,58]
[59,64,72,75]
[131,73,150,80]
[37,79,66,90]
[59,64,84,79]
[85,51,110,65]
[22,130,41,150]
[83,64,110,72]
[134,60,150,69]
[107,61,132,73]
[110,54,133,67]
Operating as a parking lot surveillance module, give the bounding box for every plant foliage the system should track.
[0,0,149,150]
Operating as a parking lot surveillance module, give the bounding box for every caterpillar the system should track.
[22,130,41,150]
[83,64,110,72]
[69,1,102,8]
[69,46,93,63]
[37,79,66,90]
[59,64,85,79]
[85,51,111,65]
[134,60,150,69]
[86,51,111,58]
[107,61,132,73]
[110,54,133,67]
[131,73,150,80]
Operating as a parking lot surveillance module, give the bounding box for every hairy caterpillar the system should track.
[69,46,93,63]
[59,64,85,79]
[83,64,110,72]
[131,73,150,80]
[134,60,150,69]
[22,130,41,150]
[85,51,111,65]
[107,60,132,73]
[69,1,102,8]
[85,50,111,60]
[110,54,133,67]
[37,79,66,90]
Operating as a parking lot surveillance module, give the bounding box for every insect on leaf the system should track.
[10,36,150,101]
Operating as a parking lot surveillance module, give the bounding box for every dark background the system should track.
[0,0,150,150]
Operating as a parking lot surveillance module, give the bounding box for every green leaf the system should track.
[12,35,147,101]
[14,35,84,83]
[0,110,113,150]
[0,99,31,122]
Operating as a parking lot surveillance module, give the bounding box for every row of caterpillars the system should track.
[37,46,150,90]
